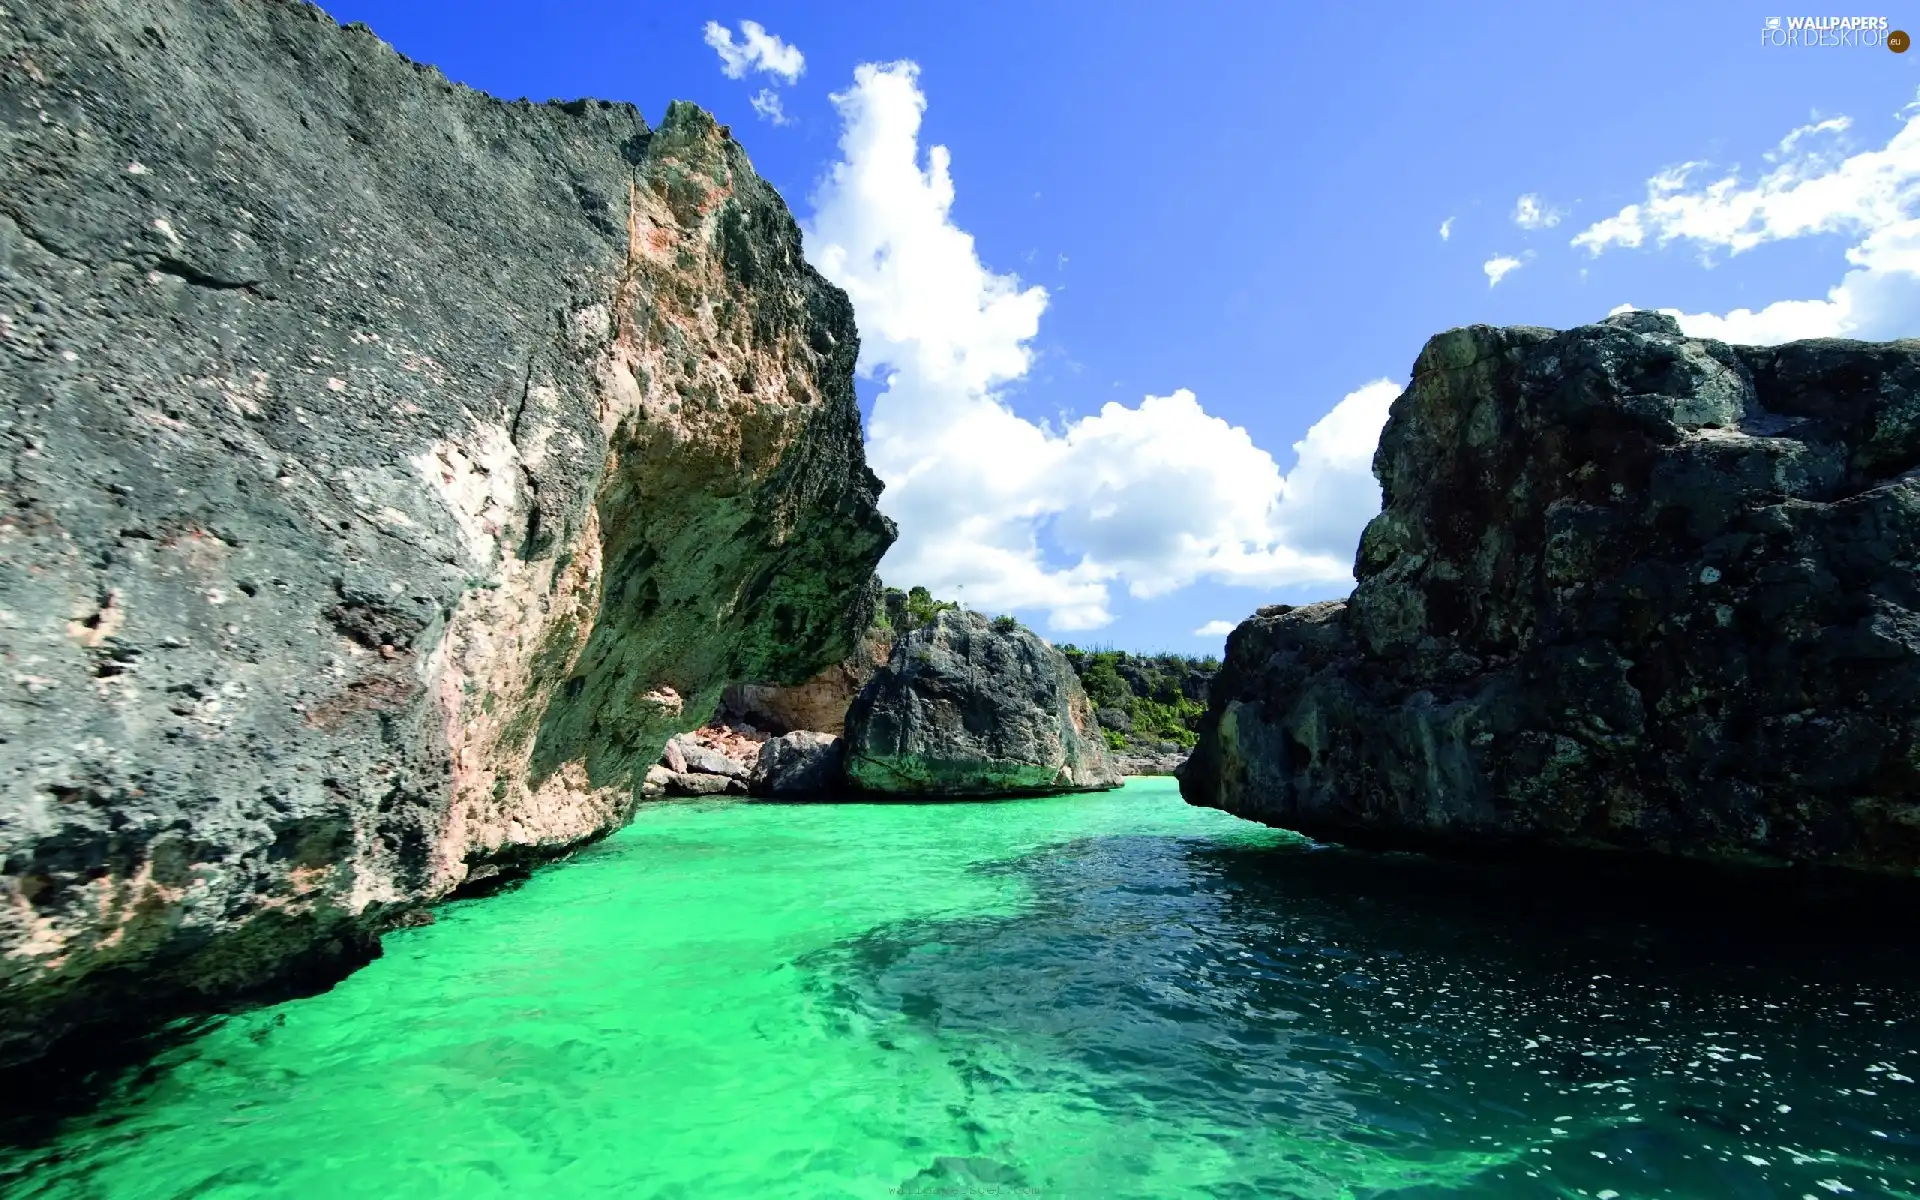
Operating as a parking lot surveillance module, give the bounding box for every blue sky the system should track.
[322,0,1920,652]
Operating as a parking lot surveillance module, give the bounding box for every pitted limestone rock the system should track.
[0,0,893,1065]
[1182,313,1920,874]
[844,611,1122,796]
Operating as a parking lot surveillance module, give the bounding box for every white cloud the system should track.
[1484,254,1525,286]
[804,63,1393,631]
[1439,216,1454,241]
[749,88,789,125]
[702,20,805,83]
[1576,100,1920,342]
[1513,193,1565,230]
[1194,620,1238,637]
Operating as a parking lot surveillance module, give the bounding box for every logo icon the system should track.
[1892,28,1912,51]
[1765,16,1782,30]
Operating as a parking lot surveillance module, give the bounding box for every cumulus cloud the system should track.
[1575,102,1920,342]
[702,20,804,83]
[1484,254,1525,286]
[1513,193,1565,230]
[1571,115,1891,256]
[804,62,1395,630]
[749,88,789,125]
[1439,216,1454,241]
[1194,620,1238,637]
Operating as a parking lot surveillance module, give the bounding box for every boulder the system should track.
[1182,313,1920,874]
[843,611,1123,795]
[0,0,895,1066]
[750,732,847,797]
[1115,748,1189,777]
[1095,707,1133,733]
[666,735,751,780]
[664,772,741,797]
[661,739,690,775]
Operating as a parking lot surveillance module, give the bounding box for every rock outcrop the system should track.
[844,611,1122,795]
[0,0,893,1065]
[719,623,892,735]
[1182,313,1920,874]
[749,731,846,797]
[666,734,753,781]
[1113,746,1189,777]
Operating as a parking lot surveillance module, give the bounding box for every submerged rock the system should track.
[843,611,1122,796]
[0,0,893,1065]
[1182,313,1920,874]
[750,731,846,797]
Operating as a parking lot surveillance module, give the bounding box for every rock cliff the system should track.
[844,611,1122,795]
[719,623,891,736]
[1182,313,1920,874]
[0,0,892,1064]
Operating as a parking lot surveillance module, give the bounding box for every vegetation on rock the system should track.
[1057,646,1217,751]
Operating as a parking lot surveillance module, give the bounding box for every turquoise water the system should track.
[6,778,1920,1198]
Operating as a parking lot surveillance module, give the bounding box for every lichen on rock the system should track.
[0,0,891,1065]
[1181,312,1920,874]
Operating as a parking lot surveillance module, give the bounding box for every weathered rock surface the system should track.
[1182,313,1920,874]
[720,623,892,735]
[0,0,892,1064]
[749,731,845,797]
[1114,747,1188,777]
[665,734,751,780]
[844,611,1122,795]
[1059,645,1213,774]
[663,772,742,797]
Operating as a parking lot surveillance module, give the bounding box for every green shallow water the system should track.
[7,778,1920,1199]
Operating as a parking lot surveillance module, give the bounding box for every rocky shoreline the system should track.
[640,608,1124,799]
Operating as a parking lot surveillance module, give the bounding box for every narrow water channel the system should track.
[6,779,1918,1199]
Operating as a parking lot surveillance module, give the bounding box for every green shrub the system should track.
[991,614,1019,633]
[902,584,959,631]
[1101,727,1128,752]
[1077,655,1133,709]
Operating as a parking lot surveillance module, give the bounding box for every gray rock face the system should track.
[1115,748,1188,777]
[665,735,751,780]
[749,731,846,797]
[0,0,893,1064]
[663,772,741,797]
[1182,313,1920,874]
[844,611,1123,795]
